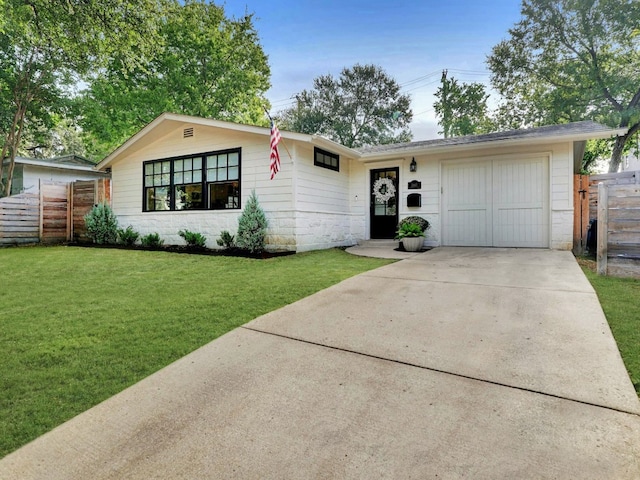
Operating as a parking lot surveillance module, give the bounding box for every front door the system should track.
[370,167,399,239]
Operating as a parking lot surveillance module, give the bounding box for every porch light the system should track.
[409,157,417,173]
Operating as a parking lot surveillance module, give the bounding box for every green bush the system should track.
[141,233,164,248]
[117,225,140,246]
[398,216,429,233]
[395,222,424,239]
[216,230,235,249]
[236,190,268,254]
[84,203,119,244]
[178,229,207,248]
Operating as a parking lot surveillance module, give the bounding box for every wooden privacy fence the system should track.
[573,170,640,257]
[71,179,111,242]
[0,193,40,245]
[596,182,640,278]
[588,171,639,220]
[0,179,110,246]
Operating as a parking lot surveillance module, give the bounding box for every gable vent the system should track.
[183,127,194,138]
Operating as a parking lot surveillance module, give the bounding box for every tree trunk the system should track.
[608,135,627,173]
[2,103,28,197]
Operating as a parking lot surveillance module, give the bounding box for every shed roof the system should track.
[6,155,100,172]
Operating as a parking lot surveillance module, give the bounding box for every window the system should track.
[144,161,171,211]
[206,151,240,209]
[174,157,203,210]
[314,147,339,172]
[143,149,240,212]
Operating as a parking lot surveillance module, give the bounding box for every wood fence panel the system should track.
[1,178,110,246]
[40,182,69,243]
[0,193,40,245]
[597,183,640,278]
[589,170,639,220]
[72,179,110,242]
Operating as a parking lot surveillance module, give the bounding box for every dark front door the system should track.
[370,167,399,239]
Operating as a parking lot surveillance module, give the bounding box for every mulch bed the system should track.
[67,242,296,259]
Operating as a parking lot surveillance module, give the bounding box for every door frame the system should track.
[369,166,400,239]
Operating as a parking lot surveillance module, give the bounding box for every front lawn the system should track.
[0,246,393,458]
[578,258,640,396]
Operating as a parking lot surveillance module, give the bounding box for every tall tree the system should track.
[487,0,640,172]
[433,70,495,138]
[279,64,412,148]
[0,0,168,197]
[79,0,271,160]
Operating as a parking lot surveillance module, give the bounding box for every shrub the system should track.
[398,216,430,233]
[117,225,140,246]
[216,230,235,249]
[236,190,268,254]
[178,229,207,248]
[84,203,119,244]
[141,233,164,248]
[396,222,424,239]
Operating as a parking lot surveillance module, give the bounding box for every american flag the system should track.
[269,120,281,180]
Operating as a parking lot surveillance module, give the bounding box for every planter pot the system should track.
[401,236,424,252]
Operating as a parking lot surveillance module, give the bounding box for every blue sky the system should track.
[224,0,524,140]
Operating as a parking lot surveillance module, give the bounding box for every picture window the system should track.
[143,149,240,212]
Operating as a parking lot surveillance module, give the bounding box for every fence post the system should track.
[596,182,608,275]
[67,182,73,241]
[38,179,44,242]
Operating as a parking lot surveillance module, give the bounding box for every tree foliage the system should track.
[433,70,495,138]
[487,0,640,172]
[279,64,412,148]
[79,0,271,159]
[0,0,168,196]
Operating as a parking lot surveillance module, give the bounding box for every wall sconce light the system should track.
[409,157,417,173]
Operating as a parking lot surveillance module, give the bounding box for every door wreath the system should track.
[373,177,396,203]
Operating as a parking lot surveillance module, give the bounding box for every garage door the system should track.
[442,156,549,248]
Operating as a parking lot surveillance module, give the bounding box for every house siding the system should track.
[292,143,356,250]
[109,123,297,249]
[351,140,575,249]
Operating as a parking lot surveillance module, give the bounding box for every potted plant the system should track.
[396,216,430,252]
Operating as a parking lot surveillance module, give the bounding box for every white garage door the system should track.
[442,156,549,248]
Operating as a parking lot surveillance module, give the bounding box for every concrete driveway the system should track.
[1,247,639,479]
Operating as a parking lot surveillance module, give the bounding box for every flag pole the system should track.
[263,106,292,159]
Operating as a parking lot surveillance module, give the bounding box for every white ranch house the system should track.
[96,113,624,251]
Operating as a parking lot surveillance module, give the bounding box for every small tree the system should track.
[236,190,267,254]
[279,64,412,148]
[84,203,118,244]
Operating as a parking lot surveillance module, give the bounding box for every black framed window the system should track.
[143,148,240,212]
[314,147,339,172]
[174,156,203,210]
[144,160,171,211]
[206,151,240,209]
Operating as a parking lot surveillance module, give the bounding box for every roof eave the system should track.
[359,127,628,162]
[310,136,361,158]
[6,157,103,172]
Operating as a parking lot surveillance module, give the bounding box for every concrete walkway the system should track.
[1,247,639,479]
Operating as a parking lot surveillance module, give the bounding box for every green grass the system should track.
[0,246,393,458]
[579,258,640,396]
